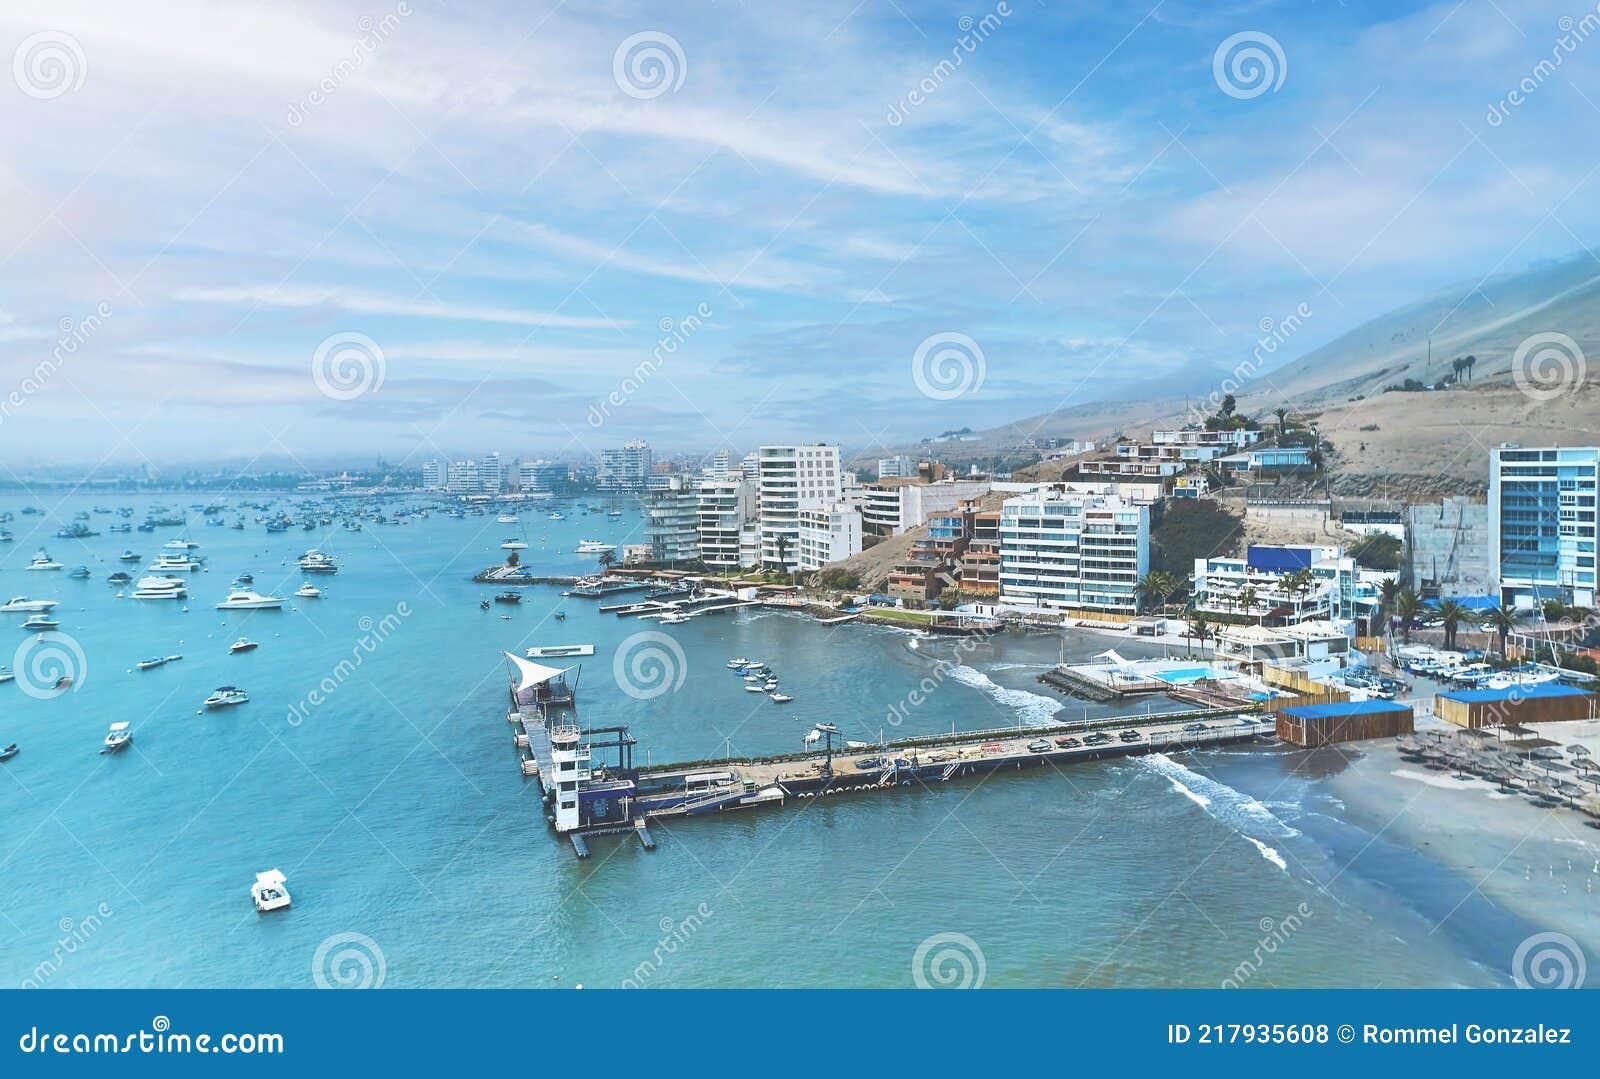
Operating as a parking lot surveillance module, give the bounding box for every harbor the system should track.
[501,649,1273,858]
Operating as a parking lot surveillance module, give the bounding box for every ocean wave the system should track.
[1243,835,1289,871]
[1142,753,1300,841]
[941,663,1061,728]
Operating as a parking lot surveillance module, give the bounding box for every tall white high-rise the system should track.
[599,440,652,491]
[697,475,755,569]
[758,444,841,571]
[1489,444,1598,609]
[998,489,1148,614]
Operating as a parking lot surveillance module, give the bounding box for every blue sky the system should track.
[2,0,1599,469]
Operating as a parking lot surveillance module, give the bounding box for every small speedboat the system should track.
[203,686,249,709]
[68,566,91,579]
[118,550,141,562]
[251,869,291,913]
[745,683,766,692]
[294,584,321,598]
[102,722,132,753]
[0,666,13,684]
[727,657,751,669]
[22,617,60,631]
[769,692,793,703]
[136,656,168,671]
[216,590,283,611]
[0,743,17,761]
[107,572,132,585]
[500,538,528,550]
[0,597,57,612]
[494,592,521,604]
[229,638,259,654]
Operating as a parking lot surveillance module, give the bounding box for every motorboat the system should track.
[68,566,91,579]
[745,683,767,692]
[164,538,200,551]
[136,656,168,671]
[527,644,596,658]
[203,686,249,709]
[0,743,17,761]
[131,576,187,600]
[216,590,284,611]
[575,540,614,554]
[0,667,13,684]
[497,514,519,524]
[768,692,793,703]
[295,584,321,598]
[149,553,203,572]
[26,550,63,571]
[229,638,259,654]
[251,869,291,913]
[21,616,60,631]
[119,549,141,562]
[500,538,528,550]
[297,550,338,574]
[548,512,566,521]
[727,657,751,668]
[102,722,132,753]
[494,592,522,604]
[0,597,58,613]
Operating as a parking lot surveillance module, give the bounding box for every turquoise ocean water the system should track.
[0,492,1588,988]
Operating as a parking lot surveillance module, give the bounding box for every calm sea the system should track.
[0,492,1574,988]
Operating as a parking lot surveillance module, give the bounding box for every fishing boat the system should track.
[136,656,168,671]
[548,512,566,521]
[102,722,132,753]
[497,514,519,524]
[216,590,284,611]
[203,686,249,709]
[251,869,291,913]
[295,584,321,598]
[229,638,259,654]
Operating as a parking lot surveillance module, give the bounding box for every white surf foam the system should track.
[942,662,1062,728]
[1142,753,1300,841]
[1243,835,1289,871]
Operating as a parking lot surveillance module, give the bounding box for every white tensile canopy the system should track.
[504,652,572,691]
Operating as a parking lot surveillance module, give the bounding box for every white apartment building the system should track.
[1192,545,1347,624]
[860,479,991,537]
[797,503,863,571]
[1151,427,1262,449]
[645,477,700,564]
[478,452,503,493]
[599,440,652,491]
[697,476,756,570]
[998,491,1148,615]
[446,458,480,493]
[758,444,841,571]
[421,460,444,489]
[878,455,915,479]
[517,460,566,496]
[1489,445,1599,609]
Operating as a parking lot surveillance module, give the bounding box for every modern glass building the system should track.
[1489,445,1598,609]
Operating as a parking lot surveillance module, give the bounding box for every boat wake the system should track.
[942,663,1061,728]
[1142,754,1298,869]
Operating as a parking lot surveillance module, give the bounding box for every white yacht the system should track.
[132,576,187,600]
[251,869,291,913]
[203,685,249,709]
[575,539,615,554]
[0,596,58,613]
[216,590,283,611]
[0,666,13,684]
[297,550,338,574]
[295,583,321,598]
[102,722,132,753]
[496,514,519,524]
[149,552,203,572]
[163,538,200,551]
[26,550,63,571]
[500,538,528,550]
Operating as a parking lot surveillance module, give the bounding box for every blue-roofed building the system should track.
[1276,699,1414,747]
[1435,681,1596,729]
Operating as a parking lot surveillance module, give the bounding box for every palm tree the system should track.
[506,550,521,568]
[1395,588,1421,644]
[1240,585,1259,623]
[1138,570,1172,614]
[1435,599,1466,651]
[1282,568,1316,620]
[597,548,617,571]
[1484,605,1516,657]
[773,533,791,578]
[1186,612,1211,657]
[1273,405,1291,435]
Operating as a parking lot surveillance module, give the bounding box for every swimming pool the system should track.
[1154,666,1215,685]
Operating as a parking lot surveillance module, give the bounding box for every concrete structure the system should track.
[645,478,700,564]
[877,455,915,479]
[445,458,480,493]
[887,500,979,603]
[599,440,652,492]
[960,508,1001,595]
[478,452,503,493]
[1434,683,1597,730]
[1219,446,1314,472]
[758,444,842,571]
[1408,496,1491,599]
[1489,445,1598,609]
[1277,699,1413,748]
[859,479,990,537]
[796,503,863,571]
[1213,621,1351,667]
[997,490,1148,615]
[696,476,755,570]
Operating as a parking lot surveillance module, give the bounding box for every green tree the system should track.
[1435,599,1466,652]
[1240,585,1260,622]
[1484,605,1516,657]
[1186,612,1211,657]
[1395,588,1421,644]
[597,549,617,571]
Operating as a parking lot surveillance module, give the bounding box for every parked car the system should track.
[1183,723,1207,733]
[1083,732,1112,746]
[1119,729,1142,742]
[1027,740,1051,753]
[1054,736,1081,748]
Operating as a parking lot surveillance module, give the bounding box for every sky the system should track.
[2,0,1600,471]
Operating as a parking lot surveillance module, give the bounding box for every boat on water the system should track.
[26,550,63,571]
[216,590,284,611]
[251,869,291,913]
[297,550,338,574]
[769,692,793,703]
[203,686,249,709]
[0,666,13,684]
[68,566,91,579]
[0,597,58,613]
[102,722,132,753]
[660,611,690,625]
[494,592,521,604]
[497,514,519,524]
[119,549,141,562]
[727,657,752,668]
[608,509,622,517]
[229,638,259,654]
[149,552,203,572]
[295,584,321,598]
[500,538,528,550]
[548,512,565,521]
[526,644,596,658]
[0,743,17,761]
[136,656,168,671]
[22,616,60,631]
[131,576,187,600]
[745,683,767,692]
[575,539,614,554]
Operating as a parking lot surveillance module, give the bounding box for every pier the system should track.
[500,652,1272,857]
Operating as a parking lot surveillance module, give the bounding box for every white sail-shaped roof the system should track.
[504,652,571,691]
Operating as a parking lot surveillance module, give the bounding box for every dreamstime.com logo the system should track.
[621,903,714,988]
[912,332,986,400]
[312,932,387,989]
[12,30,86,100]
[613,31,686,99]
[1512,331,1587,403]
[588,301,713,428]
[13,632,87,700]
[19,903,114,988]
[613,631,687,700]
[1511,932,1586,989]
[1221,903,1313,988]
[286,602,411,725]
[911,931,986,989]
[312,331,386,401]
[1212,31,1286,100]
